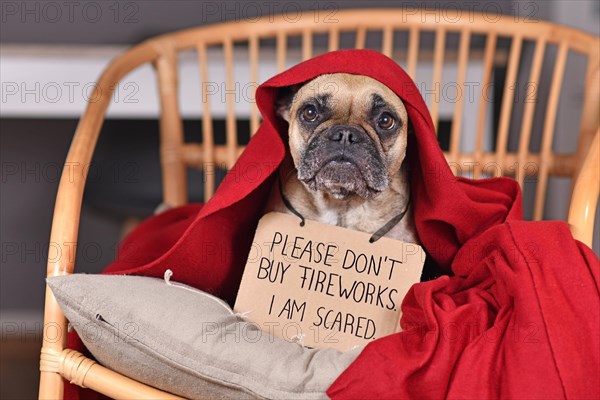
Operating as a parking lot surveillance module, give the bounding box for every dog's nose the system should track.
[326,126,365,144]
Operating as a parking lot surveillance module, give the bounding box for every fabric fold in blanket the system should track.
[67,49,599,399]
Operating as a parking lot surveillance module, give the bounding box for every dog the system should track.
[265,73,419,244]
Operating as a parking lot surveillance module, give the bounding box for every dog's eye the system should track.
[378,112,395,130]
[301,105,318,122]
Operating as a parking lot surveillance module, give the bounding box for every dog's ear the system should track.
[275,84,301,122]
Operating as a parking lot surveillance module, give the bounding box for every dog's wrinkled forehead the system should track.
[283,73,407,124]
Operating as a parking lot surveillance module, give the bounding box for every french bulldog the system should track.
[265,73,419,244]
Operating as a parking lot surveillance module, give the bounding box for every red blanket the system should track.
[69,49,599,398]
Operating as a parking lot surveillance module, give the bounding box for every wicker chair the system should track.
[39,9,599,399]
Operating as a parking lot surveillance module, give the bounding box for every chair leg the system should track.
[38,370,64,400]
[38,285,68,400]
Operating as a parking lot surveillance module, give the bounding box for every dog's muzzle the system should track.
[297,124,388,199]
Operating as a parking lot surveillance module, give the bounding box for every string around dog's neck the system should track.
[277,173,411,243]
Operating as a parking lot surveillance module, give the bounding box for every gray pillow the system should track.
[47,274,361,399]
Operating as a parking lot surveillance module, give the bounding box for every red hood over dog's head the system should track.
[255,49,522,265]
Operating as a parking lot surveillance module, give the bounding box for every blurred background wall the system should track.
[1,1,598,398]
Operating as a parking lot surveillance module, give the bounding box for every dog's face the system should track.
[277,73,409,200]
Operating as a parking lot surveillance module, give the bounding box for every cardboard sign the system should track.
[233,212,425,350]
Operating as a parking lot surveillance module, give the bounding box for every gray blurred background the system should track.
[1,1,598,398]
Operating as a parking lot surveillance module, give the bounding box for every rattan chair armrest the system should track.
[40,348,184,399]
[568,129,599,247]
[39,43,161,400]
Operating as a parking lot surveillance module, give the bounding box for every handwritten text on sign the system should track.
[233,212,425,350]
